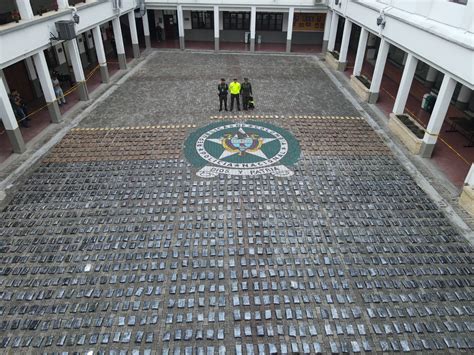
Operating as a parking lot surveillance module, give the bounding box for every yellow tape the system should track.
[85,64,101,81]
[438,136,471,165]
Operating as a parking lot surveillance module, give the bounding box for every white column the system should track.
[250,6,257,52]
[456,85,471,110]
[327,11,339,52]
[286,7,295,53]
[214,6,219,51]
[420,75,456,158]
[128,11,140,58]
[92,26,109,84]
[338,19,352,70]
[353,27,368,77]
[65,39,89,101]
[112,17,127,70]
[465,164,474,186]
[32,51,62,123]
[0,81,17,131]
[392,53,418,114]
[177,5,185,50]
[368,37,389,103]
[402,52,408,65]
[460,163,474,216]
[24,57,42,98]
[322,11,332,53]
[366,32,377,60]
[16,0,34,20]
[0,69,9,94]
[142,10,151,49]
[0,76,25,153]
[24,57,37,81]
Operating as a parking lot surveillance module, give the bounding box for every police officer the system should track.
[241,78,253,110]
[217,78,228,112]
[229,78,241,111]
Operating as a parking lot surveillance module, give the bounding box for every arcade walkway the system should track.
[342,51,473,188]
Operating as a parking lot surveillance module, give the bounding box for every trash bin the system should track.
[244,32,250,43]
[422,93,437,113]
[257,35,262,44]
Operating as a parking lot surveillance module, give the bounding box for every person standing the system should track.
[217,78,228,112]
[52,74,67,105]
[229,78,241,111]
[241,77,253,110]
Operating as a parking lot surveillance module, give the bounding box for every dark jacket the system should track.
[218,83,229,97]
[241,82,252,96]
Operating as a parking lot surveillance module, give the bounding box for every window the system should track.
[223,12,250,30]
[256,13,283,31]
[30,0,58,15]
[0,0,19,25]
[191,11,213,29]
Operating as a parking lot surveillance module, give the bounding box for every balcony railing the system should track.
[0,0,20,25]
[30,0,59,16]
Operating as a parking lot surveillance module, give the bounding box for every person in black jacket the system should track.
[217,78,229,112]
[241,78,253,110]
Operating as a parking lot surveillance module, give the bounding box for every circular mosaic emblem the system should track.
[185,121,300,177]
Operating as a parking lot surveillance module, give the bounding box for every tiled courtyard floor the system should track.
[0,52,473,354]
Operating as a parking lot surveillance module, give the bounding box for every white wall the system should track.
[183,10,192,30]
[146,0,324,7]
[358,0,473,32]
[282,12,289,32]
[154,10,164,29]
[428,0,473,31]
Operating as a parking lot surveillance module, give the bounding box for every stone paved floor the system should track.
[0,52,473,354]
[79,51,359,128]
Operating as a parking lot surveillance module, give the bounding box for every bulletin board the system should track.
[293,13,326,32]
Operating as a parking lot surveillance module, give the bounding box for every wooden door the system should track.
[164,14,178,39]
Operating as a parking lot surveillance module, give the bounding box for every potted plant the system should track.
[325,50,341,71]
[356,74,371,89]
[11,10,20,23]
[350,74,372,102]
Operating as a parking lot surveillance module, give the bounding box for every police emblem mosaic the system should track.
[185,121,300,177]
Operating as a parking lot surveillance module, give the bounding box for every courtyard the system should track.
[0,51,473,354]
